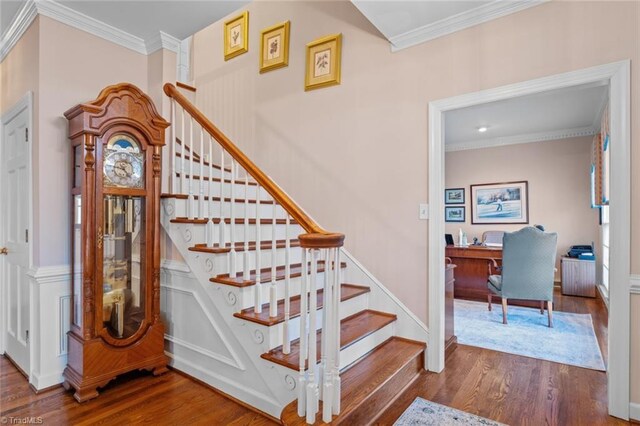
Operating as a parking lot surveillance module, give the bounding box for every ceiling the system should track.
[1,0,249,41]
[444,82,609,151]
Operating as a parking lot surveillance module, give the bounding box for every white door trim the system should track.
[0,91,34,375]
[427,60,631,420]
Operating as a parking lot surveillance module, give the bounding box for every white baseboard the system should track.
[630,402,640,422]
[30,371,64,390]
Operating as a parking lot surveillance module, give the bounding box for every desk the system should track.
[445,245,539,308]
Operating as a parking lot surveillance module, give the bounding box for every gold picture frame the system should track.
[260,21,290,73]
[305,33,342,91]
[224,11,249,61]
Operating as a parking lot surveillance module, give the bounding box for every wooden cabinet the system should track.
[445,262,457,356]
[63,84,170,402]
[561,256,596,298]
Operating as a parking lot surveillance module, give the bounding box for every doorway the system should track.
[427,61,630,419]
[0,92,33,377]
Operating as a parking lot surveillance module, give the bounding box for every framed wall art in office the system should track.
[470,181,529,224]
[445,206,465,222]
[444,188,465,204]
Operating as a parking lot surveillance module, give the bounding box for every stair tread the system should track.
[175,172,258,185]
[189,239,301,254]
[170,217,297,225]
[210,261,347,288]
[162,193,276,204]
[233,284,370,326]
[261,309,397,371]
[280,337,425,425]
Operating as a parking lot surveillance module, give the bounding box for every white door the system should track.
[1,93,31,375]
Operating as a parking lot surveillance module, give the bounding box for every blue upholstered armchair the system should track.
[487,227,558,327]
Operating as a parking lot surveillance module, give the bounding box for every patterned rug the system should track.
[454,299,605,370]
[394,398,505,425]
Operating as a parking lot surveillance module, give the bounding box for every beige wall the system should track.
[190,0,640,402]
[444,137,598,280]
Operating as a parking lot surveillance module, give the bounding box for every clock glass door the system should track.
[102,195,145,338]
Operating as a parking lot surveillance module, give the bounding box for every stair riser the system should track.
[173,162,233,180]
[338,323,395,371]
[174,179,271,200]
[189,246,304,276]
[170,200,287,221]
[262,294,369,351]
[166,222,304,245]
[235,272,329,309]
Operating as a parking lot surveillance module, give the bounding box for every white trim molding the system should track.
[445,125,598,152]
[630,275,640,295]
[1,0,180,62]
[389,0,547,52]
[428,60,631,420]
[630,402,640,422]
[26,265,71,285]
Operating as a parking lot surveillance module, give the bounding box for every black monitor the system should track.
[445,234,454,246]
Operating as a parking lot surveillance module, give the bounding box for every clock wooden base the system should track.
[62,323,168,403]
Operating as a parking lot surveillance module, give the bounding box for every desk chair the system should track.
[482,230,505,245]
[487,227,558,327]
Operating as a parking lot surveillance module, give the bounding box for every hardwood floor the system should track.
[0,289,626,425]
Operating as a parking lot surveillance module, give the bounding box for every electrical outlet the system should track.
[419,203,429,220]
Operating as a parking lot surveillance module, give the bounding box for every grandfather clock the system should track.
[63,83,170,402]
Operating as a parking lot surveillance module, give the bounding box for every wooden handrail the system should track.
[164,83,344,248]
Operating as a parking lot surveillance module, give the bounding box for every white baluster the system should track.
[206,134,214,247]
[198,125,205,219]
[180,108,186,194]
[243,171,250,281]
[332,248,341,414]
[283,215,291,354]
[187,115,195,219]
[269,202,277,317]
[306,249,319,424]
[229,159,237,278]
[298,248,308,417]
[322,248,334,422]
[169,99,175,194]
[254,185,262,314]
[219,149,226,247]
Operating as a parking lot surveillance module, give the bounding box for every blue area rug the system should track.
[454,299,605,371]
[394,397,505,425]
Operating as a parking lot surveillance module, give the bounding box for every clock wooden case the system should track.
[63,83,170,402]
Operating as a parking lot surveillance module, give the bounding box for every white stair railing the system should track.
[164,83,344,424]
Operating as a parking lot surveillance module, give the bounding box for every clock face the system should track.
[103,134,144,188]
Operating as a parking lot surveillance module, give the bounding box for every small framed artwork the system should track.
[444,188,465,204]
[470,181,529,224]
[305,34,342,91]
[445,206,465,223]
[224,11,249,61]
[260,21,290,73]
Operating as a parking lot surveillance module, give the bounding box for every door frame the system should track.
[0,91,34,376]
[427,61,631,419]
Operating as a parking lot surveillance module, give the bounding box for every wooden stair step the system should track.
[189,239,301,254]
[261,310,397,371]
[175,152,233,173]
[175,172,258,185]
[210,261,347,288]
[233,284,370,326]
[170,217,297,225]
[161,193,276,204]
[280,337,425,425]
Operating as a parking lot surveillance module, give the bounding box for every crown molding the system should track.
[1,0,180,63]
[389,0,547,52]
[445,125,597,152]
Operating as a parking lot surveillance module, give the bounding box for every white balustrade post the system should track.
[297,248,308,417]
[198,126,205,219]
[229,159,237,278]
[187,115,195,219]
[218,149,226,247]
[254,185,262,313]
[180,108,186,194]
[283,215,291,354]
[306,249,319,424]
[206,134,214,247]
[169,99,175,194]
[322,248,334,422]
[269,202,278,317]
[332,248,341,414]
[243,171,250,281]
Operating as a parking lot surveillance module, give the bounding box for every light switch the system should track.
[419,203,429,220]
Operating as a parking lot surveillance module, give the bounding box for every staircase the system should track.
[160,83,428,424]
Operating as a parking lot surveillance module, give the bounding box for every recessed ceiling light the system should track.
[477,126,488,133]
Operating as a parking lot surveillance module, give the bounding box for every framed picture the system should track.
[444,188,465,204]
[259,21,290,73]
[305,34,342,91]
[224,11,249,61]
[470,181,529,224]
[445,206,465,223]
